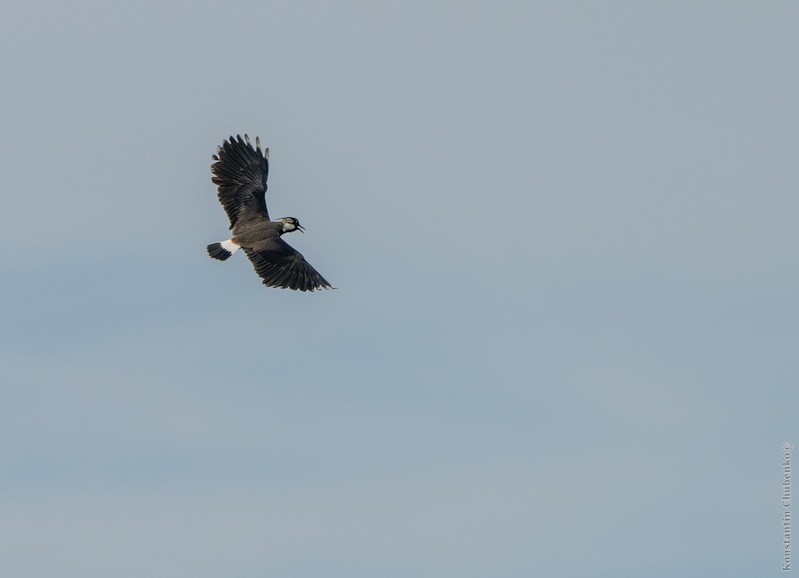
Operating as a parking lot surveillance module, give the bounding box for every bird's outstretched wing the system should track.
[244,238,333,292]
[211,134,270,229]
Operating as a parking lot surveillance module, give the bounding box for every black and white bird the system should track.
[206,134,333,291]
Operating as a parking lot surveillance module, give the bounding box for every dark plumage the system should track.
[206,135,333,291]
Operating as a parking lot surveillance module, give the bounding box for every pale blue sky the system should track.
[1,1,798,576]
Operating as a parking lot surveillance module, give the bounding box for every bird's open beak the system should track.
[297,224,305,233]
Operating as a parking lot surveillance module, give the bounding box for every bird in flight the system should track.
[206,134,333,291]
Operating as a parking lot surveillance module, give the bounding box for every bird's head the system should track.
[280,217,304,234]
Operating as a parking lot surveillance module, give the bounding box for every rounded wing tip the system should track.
[221,134,267,158]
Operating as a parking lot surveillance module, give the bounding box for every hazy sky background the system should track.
[1,1,797,576]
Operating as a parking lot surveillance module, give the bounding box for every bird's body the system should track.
[231,218,282,246]
[206,134,333,291]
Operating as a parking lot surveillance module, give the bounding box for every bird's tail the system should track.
[207,239,240,261]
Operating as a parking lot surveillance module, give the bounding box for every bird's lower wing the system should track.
[244,238,333,292]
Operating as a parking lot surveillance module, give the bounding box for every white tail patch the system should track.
[221,239,240,255]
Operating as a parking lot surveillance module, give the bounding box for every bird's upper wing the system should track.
[244,237,333,292]
[211,134,270,228]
